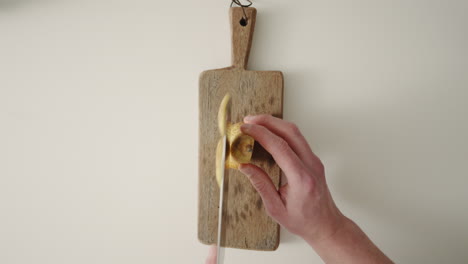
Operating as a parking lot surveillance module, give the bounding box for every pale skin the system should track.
[205,115,394,264]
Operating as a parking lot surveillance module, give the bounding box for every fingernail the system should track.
[241,123,252,132]
[244,115,254,122]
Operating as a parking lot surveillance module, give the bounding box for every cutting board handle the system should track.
[230,7,257,69]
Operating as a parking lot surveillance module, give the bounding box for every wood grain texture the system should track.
[198,7,284,251]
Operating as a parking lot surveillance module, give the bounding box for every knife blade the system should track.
[216,134,227,264]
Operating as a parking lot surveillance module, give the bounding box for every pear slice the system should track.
[218,93,231,136]
[215,94,255,187]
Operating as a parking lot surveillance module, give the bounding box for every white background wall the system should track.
[1,0,467,263]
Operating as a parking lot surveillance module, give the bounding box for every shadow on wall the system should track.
[278,69,468,264]
[326,113,468,264]
[0,0,29,8]
[335,139,468,263]
[0,0,53,11]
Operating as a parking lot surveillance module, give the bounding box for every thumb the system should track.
[239,163,285,221]
[205,245,216,264]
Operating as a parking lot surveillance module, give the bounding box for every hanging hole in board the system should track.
[239,17,248,26]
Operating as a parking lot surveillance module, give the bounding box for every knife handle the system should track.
[230,7,257,70]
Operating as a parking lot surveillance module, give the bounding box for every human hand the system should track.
[205,245,216,264]
[203,114,393,263]
[239,115,345,243]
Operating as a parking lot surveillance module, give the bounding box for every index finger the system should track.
[241,123,307,186]
[244,114,322,173]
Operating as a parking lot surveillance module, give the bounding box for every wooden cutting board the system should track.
[198,7,283,251]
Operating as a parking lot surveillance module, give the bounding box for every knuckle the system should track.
[252,178,268,193]
[301,174,316,194]
[288,122,301,135]
[311,155,326,176]
[275,138,290,153]
[316,161,325,175]
[256,114,271,123]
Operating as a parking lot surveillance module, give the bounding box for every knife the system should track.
[216,134,227,264]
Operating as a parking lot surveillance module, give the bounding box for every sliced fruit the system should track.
[215,94,255,187]
[215,138,225,187]
[217,93,231,136]
[225,122,254,169]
